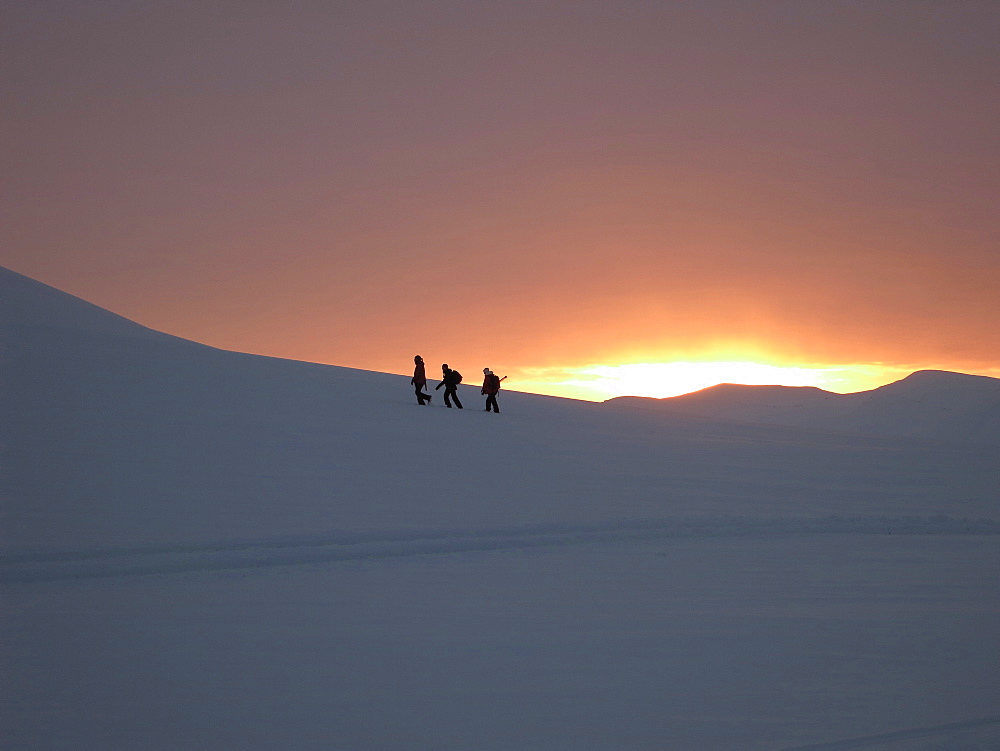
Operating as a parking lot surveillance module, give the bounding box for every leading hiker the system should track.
[411,355,432,405]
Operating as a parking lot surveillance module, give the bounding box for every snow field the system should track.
[3,267,999,749]
[4,534,999,750]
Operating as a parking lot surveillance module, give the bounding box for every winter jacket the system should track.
[411,362,426,387]
[481,374,501,395]
[436,368,462,389]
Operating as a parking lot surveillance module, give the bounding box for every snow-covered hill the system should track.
[605,370,1000,445]
[3,265,996,553]
[0,266,185,343]
[3,266,999,750]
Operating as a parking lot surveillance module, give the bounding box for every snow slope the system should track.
[2,266,999,750]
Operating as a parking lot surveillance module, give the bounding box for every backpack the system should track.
[451,370,463,384]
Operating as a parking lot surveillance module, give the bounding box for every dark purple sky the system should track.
[4,1,998,396]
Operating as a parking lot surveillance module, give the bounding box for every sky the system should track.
[3,0,998,400]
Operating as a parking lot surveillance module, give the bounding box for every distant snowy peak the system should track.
[604,371,1000,445]
[604,383,842,418]
[876,369,1000,402]
[666,383,838,407]
[0,265,183,344]
[841,370,1000,444]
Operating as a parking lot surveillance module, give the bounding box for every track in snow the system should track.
[781,714,1000,750]
[3,515,998,584]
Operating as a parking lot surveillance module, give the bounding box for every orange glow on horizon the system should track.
[507,360,922,402]
[4,2,999,415]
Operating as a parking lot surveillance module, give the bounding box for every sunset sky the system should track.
[4,1,998,400]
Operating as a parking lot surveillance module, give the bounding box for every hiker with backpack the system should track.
[411,355,432,405]
[481,368,503,413]
[435,363,464,409]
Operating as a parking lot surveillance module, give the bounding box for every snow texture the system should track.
[2,266,999,750]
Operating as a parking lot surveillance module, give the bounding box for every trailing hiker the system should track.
[481,368,503,413]
[435,363,464,409]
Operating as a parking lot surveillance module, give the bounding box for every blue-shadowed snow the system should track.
[2,266,999,750]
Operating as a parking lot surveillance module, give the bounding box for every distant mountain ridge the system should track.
[604,370,1000,445]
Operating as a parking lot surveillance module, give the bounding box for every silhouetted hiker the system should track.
[435,363,464,409]
[411,355,432,405]
[481,368,502,413]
